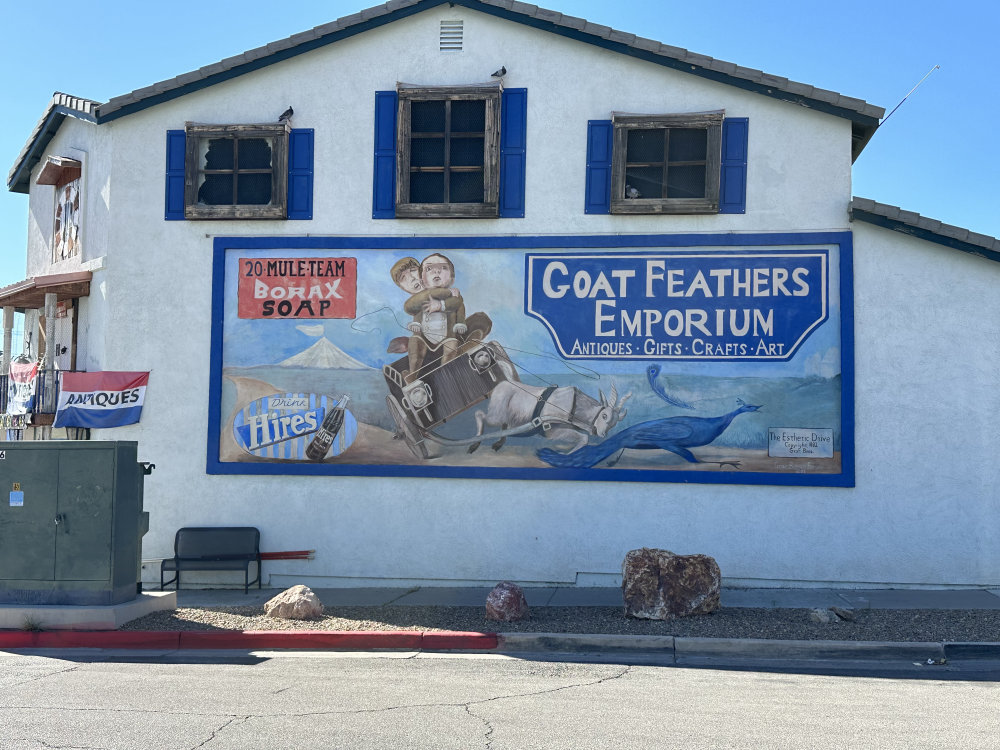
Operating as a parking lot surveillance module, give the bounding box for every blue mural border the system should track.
[207,231,855,487]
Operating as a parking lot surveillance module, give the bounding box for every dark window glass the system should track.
[198,174,233,205]
[451,100,485,132]
[623,126,709,200]
[397,89,498,215]
[450,137,484,167]
[412,138,445,167]
[668,128,707,162]
[626,130,664,163]
[407,98,487,204]
[237,174,272,205]
[667,165,706,198]
[412,101,445,133]
[202,138,234,170]
[185,124,287,217]
[450,171,483,203]
[238,138,273,169]
[411,172,444,203]
[624,167,663,199]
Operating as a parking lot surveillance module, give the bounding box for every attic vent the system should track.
[440,20,463,51]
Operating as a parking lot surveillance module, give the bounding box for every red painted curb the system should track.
[179,630,424,650]
[0,629,498,651]
[37,631,181,649]
[0,631,181,649]
[0,632,39,648]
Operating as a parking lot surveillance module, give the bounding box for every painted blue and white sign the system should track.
[231,392,357,460]
[526,250,827,360]
[209,233,854,487]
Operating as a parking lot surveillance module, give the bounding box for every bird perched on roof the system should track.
[491,66,507,78]
[537,399,760,469]
[646,364,693,409]
[278,106,294,122]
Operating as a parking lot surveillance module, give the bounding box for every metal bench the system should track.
[160,526,262,593]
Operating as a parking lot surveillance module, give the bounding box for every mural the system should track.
[208,233,853,486]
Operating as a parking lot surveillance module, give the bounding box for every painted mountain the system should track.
[277,337,372,369]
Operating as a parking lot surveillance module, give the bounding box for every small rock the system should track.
[622,547,721,620]
[808,608,837,624]
[486,581,529,621]
[830,606,855,621]
[264,585,324,620]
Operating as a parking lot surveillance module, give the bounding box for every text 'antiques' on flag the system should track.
[54,371,149,428]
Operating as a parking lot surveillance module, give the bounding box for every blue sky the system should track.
[1,0,997,292]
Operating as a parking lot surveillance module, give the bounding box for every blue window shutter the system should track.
[719,118,748,214]
[165,130,186,220]
[372,91,397,219]
[585,120,613,214]
[287,128,314,220]
[499,88,527,218]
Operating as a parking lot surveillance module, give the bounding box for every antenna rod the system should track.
[880,64,940,126]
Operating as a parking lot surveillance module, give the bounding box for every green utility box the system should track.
[0,441,152,605]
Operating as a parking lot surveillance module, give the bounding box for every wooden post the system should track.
[44,293,57,411]
[2,305,13,375]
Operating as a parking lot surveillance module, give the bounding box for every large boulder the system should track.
[485,581,529,622]
[622,548,721,619]
[264,585,324,620]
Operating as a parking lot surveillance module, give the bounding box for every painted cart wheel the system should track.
[386,395,430,460]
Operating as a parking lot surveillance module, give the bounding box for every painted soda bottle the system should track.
[306,394,349,461]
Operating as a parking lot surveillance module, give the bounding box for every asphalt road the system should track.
[2,650,998,749]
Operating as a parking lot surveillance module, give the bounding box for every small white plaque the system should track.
[768,428,834,458]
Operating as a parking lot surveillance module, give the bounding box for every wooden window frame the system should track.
[184,123,289,220]
[610,112,723,215]
[395,84,501,219]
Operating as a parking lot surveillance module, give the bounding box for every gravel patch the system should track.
[120,605,1000,642]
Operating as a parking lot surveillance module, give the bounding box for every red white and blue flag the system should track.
[6,361,39,415]
[54,371,149,428]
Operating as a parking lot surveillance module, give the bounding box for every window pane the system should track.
[667,164,706,198]
[450,171,483,203]
[411,137,445,167]
[624,166,663,199]
[668,128,707,162]
[237,174,273,205]
[626,129,664,164]
[200,137,234,170]
[412,101,445,133]
[411,172,444,203]
[451,99,485,132]
[238,138,273,169]
[450,137,484,167]
[197,174,234,205]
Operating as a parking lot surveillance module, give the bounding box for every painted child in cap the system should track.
[390,255,465,381]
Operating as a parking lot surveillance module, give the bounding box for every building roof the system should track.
[0,271,93,310]
[850,197,1000,265]
[8,0,885,194]
[7,94,98,194]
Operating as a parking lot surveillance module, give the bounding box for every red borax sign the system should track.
[237,257,358,319]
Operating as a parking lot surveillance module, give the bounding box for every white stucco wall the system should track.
[17,7,997,588]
